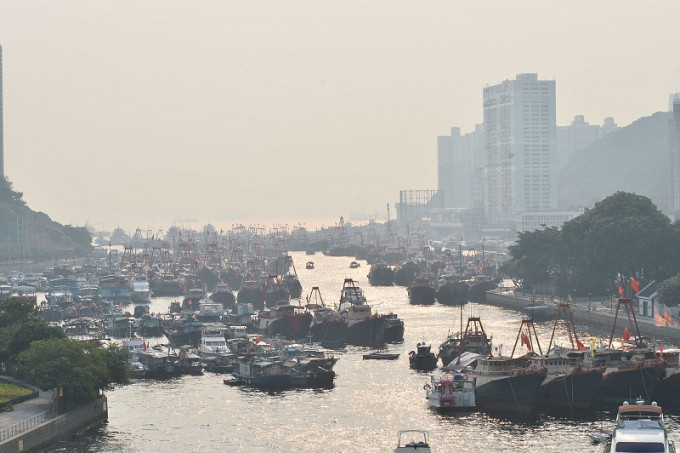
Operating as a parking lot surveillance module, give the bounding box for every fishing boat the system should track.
[231,355,290,388]
[394,430,432,453]
[209,282,236,309]
[466,355,547,417]
[339,279,386,347]
[383,312,405,343]
[182,287,206,310]
[306,287,348,348]
[424,373,476,411]
[350,261,361,269]
[438,317,492,367]
[236,269,265,307]
[256,304,313,341]
[409,343,438,371]
[366,260,394,286]
[408,275,436,305]
[534,302,604,412]
[604,399,676,453]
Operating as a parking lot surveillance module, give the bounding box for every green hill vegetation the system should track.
[0,178,92,261]
[559,111,672,213]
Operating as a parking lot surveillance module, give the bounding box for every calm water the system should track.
[47,252,680,452]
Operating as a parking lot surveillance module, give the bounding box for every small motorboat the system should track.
[424,373,476,411]
[349,261,360,269]
[395,430,431,453]
[306,261,315,270]
[363,352,400,360]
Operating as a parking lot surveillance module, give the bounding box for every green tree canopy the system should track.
[659,274,680,307]
[7,318,66,357]
[0,298,37,328]
[16,338,129,410]
[503,192,680,296]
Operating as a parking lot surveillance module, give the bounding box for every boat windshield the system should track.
[614,442,666,452]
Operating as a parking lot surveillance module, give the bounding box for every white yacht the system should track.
[198,328,232,361]
[607,400,675,453]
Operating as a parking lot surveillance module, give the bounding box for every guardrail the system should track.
[0,411,52,442]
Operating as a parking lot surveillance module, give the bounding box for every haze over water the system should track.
[48,252,680,452]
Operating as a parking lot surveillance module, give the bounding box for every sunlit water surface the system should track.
[47,252,680,452]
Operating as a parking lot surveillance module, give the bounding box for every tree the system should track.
[7,318,66,356]
[502,226,569,294]
[16,338,129,410]
[659,274,680,307]
[561,192,679,295]
[0,298,37,328]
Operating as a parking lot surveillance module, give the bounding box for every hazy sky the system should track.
[1,1,678,232]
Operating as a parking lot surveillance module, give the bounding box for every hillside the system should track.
[0,178,92,261]
[559,111,672,213]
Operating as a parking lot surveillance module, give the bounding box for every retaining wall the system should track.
[0,397,107,453]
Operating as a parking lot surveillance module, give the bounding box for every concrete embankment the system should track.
[0,397,107,453]
[484,291,680,345]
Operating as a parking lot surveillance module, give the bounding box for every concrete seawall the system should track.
[0,397,107,453]
[484,292,680,345]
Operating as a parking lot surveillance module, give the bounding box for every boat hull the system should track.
[408,285,436,305]
[383,315,405,343]
[474,372,546,417]
[309,320,347,348]
[596,364,663,407]
[536,369,603,411]
[264,313,313,341]
[346,317,386,347]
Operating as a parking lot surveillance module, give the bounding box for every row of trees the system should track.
[0,298,130,410]
[502,192,680,303]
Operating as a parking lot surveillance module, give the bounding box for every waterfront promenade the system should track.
[0,376,53,442]
[485,289,680,345]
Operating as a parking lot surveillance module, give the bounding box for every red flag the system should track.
[576,339,586,351]
[630,276,640,293]
[521,332,532,351]
[618,286,625,296]
[623,327,631,343]
[664,306,675,324]
[654,310,667,327]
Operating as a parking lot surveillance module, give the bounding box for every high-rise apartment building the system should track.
[0,44,4,179]
[557,115,618,169]
[671,96,680,215]
[437,125,484,209]
[483,73,557,225]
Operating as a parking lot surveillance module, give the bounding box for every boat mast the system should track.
[608,297,644,348]
[546,301,582,354]
[511,318,542,357]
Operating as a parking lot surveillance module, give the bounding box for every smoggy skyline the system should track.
[0,1,678,232]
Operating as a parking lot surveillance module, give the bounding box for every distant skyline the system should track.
[0,1,678,232]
